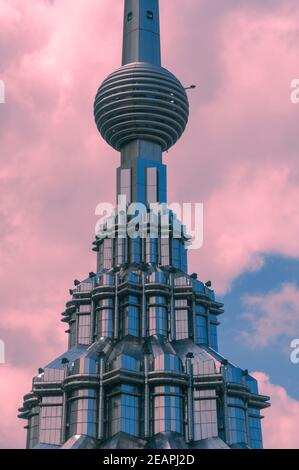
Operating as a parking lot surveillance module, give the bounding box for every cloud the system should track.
[253,372,299,449]
[241,283,299,347]
[160,1,299,294]
[0,366,31,449]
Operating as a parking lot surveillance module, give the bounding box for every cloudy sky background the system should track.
[0,0,299,448]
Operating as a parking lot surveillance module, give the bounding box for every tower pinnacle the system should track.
[122,0,161,66]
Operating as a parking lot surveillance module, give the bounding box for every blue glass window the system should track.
[248,408,263,449]
[121,303,140,337]
[193,390,218,440]
[175,299,189,340]
[77,314,91,345]
[120,168,131,203]
[28,407,40,448]
[172,239,181,269]
[103,239,113,269]
[111,354,139,372]
[195,315,208,345]
[181,245,188,273]
[68,389,98,438]
[115,238,126,265]
[160,239,170,265]
[246,375,259,394]
[153,386,183,434]
[210,315,218,350]
[128,271,140,284]
[147,271,167,285]
[224,367,243,384]
[40,397,63,445]
[153,354,182,372]
[146,237,158,264]
[69,320,76,347]
[149,306,168,336]
[97,303,113,338]
[109,385,140,437]
[227,398,247,445]
[193,281,205,294]
[130,238,141,263]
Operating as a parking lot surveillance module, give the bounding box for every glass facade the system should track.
[130,239,141,264]
[147,271,168,285]
[148,296,168,336]
[195,315,208,345]
[210,314,218,350]
[120,296,140,337]
[193,390,218,441]
[120,168,131,203]
[28,407,40,449]
[146,237,158,264]
[103,239,113,269]
[77,314,91,345]
[97,299,113,338]
[109,385,140,437]
[115,238,127,265]
[40,396,63,446]
[227,397,247,445]
[153,354,182,372]
[153,386,183,434]
[68,389,98,438]
[160,239,170,265]
[69,320,76,348]
[111,354,140,372]
[248,408,263,449]
[172,239,181,269]
[146,167,158,203]
[175,299,189,340]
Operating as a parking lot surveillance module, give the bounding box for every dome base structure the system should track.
[19,265,270,449]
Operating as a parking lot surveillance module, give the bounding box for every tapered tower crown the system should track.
[94,0,189,152]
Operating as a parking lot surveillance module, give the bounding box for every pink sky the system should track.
[0,0,299,448]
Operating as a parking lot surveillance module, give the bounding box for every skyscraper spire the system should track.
[19,1,270,450]
[94,0,188,204]
[122,0,161,66]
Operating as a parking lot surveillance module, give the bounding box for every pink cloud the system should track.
[192,163,299,293]
[241,283,299,347]
[173,2,299,292]
[0,366,30,448]
[253,372,299,449]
